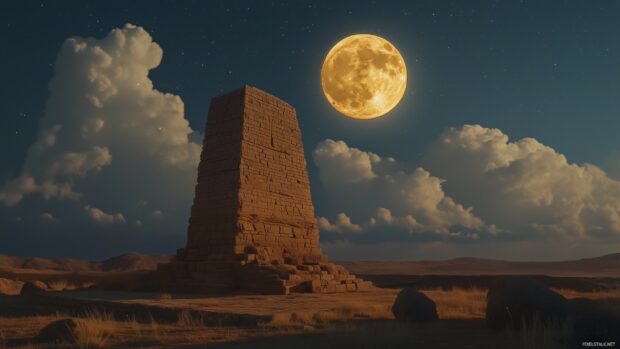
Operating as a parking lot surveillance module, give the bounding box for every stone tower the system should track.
[158,86,370,294]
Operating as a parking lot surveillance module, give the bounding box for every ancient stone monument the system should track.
[158,86,371,294]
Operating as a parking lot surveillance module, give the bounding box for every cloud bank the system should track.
[314,126,620,253]
[0,24,200,233]
[313,139,492,239]
[425,124,620,241]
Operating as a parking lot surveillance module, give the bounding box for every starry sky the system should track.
[2,0,620,261]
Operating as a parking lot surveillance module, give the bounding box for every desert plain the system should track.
[0,252,619,348]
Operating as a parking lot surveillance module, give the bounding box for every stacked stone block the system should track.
[158,86,371,294]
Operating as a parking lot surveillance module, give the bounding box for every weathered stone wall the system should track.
[235,87,324,265]
[183,88,245,262]
[158,86,371,294]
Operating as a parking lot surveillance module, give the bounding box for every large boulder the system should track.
[19,280,48,296]
[486,277,567,330]
[392,287,438,322]
[38,318,78,344]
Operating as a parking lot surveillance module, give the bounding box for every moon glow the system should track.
[321,34,407,119]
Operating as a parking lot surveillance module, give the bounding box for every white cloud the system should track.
[85,206,126,224]
[318,213,363,233]
[0,24,200,231]
[313,139,379,185]
[314,125,620,256]
[425,124,620,241]
[0,176,37,207]
[40,212,56,221]
[46,146,112,177]
[151,210,163,220]
[313,139,490,238]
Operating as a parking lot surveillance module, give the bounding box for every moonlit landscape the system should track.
[0,1,619,348]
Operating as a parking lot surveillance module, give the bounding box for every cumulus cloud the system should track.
[85,206,126,224]
[40,212,56,222]
[313,139,490,239]
[46,146,112,177]
[318,213,363,233]
[423,125,620,241]
[0,176,37,207]
[315,126,620,248]
[0,24,200,233]
[313,139,379,185]
[151,210,163,220]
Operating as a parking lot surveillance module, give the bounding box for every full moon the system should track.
[321,34,407,119]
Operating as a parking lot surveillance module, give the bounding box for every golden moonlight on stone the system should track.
[321,34,407,119]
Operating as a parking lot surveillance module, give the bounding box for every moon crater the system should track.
[321,34,407,119]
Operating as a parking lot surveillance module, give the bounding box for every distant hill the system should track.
[0,252,618,277]
[338,253,620,278]
[0,253,171,273]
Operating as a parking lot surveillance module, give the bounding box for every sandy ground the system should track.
[1,285,619,348]
[60,288,400,317]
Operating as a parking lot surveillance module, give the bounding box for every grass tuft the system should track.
[508,315,569,349]
[266,303,392,328]
[178,310,206,328]
[69,309,116,348]
[553,288,620,300]
[420,287,487,319]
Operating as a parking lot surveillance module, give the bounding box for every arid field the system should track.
[0,284,618,348]
[1,254,619,348]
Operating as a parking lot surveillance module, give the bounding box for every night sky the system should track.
[2,0,620,261]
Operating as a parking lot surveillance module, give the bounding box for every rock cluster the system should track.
[158,86,370,294]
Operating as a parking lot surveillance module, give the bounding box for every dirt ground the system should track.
[1,285,619,348]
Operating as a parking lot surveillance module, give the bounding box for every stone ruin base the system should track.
[155,249,372,295]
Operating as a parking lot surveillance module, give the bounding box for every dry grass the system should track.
[1,286,618,348]
[554,288,620,300]
[45,279,96,291]
[0,277,24,295]
[314,321,419,348]
[45,279,71,291]
[70,309,117,348]
[177,310,206,328]
[506,316,570,349]
[122,312,166,347]
[144,312,162,343]
[420,287,488,319]
[34,310,117,348]
[0,277,95,294]
[265,303,393,328]
[419,286,620,320]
